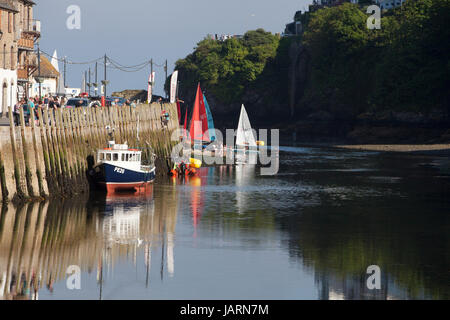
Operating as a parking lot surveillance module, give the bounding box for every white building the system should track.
[64,87,81,97]
[30,55,59,98]
[0,1,19,117]
[374,0,407,9]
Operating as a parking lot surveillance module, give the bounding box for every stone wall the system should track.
[0,103,179,202]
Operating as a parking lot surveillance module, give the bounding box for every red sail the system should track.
[189,84,210,142]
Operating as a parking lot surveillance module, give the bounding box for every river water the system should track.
[0,145,449,300]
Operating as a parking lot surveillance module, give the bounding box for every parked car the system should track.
[108,97,126,106]
[66,98,90,108]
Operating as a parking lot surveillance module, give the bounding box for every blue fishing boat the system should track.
[91,141,156,193]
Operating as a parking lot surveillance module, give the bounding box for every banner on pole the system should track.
[170,71,178,104]
[148,72,155,103]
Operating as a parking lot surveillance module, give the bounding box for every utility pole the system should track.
[88,67,91,96]
[104,54,107,87]
[100,55,109,106]
[84,70,87,93]
[63,57,67,89]
[164,59,168,99]
[150,59,153,103]
[37,44,41,99]
[102,54,108,98]
[95,62,98,97]
[150,58,153,80]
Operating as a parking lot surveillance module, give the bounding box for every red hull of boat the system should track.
[98,181,154,193]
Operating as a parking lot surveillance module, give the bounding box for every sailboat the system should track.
[187,84,220,148]
[189,84,210,146]
[235,104,258,152]
[203,95,216,142]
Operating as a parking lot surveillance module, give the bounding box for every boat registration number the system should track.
[114,167,125,174]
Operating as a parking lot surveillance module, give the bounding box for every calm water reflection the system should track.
[0,146,449,300]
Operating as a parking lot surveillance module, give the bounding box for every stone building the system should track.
[15,0,40,101]
[0,0,18,118]
[0,0,39,119]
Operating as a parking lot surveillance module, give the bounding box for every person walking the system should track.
[48,96,55,110]
[54,97,61,109]
[26,98,35,126]
[34,99,42,126]
[13,100,21,126]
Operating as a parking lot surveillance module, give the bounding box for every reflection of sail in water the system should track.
[153,185,178,279]
[235,153,257,214]
[189,174,204,237]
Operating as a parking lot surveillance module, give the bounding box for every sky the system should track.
[35,0,311,96]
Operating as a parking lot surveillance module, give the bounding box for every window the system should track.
[113,153,119,161]
[8,12,11,33]
[137,154,141,162]
[3,44,6,69]
[99,153,105,161]
[121,153,125,161]
[106,153,111,161]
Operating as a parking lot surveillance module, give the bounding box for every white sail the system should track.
[51,50,59,72]
[51,50,64,94]
[236,105,257,148]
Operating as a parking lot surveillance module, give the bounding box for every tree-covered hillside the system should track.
[171,0,449,141]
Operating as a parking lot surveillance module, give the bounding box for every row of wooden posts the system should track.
[0,103,178,203]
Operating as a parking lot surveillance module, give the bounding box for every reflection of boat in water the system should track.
[100,187,155,247]
[102,204,149,247]
[91,141,156,193]
[235,153,257,214]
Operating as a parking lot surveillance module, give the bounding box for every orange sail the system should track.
[189,84,210,142]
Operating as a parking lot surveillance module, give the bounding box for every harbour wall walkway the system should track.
[0,103,178,202]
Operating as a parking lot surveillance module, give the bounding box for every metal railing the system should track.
[22,19,41,34]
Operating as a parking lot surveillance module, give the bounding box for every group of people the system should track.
[12,94,66,126]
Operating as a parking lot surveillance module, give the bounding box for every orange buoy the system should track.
[170,170,178,177]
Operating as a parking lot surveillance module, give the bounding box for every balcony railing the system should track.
[18,37,34,49]
[22,19,41,35]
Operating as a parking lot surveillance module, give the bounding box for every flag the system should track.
[147,72,155,103]
[170,71,178,104]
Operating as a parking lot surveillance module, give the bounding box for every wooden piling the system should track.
[9,107,26,201]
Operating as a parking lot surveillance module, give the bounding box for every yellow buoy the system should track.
[190,158,202,169]
[257,141,265,147]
